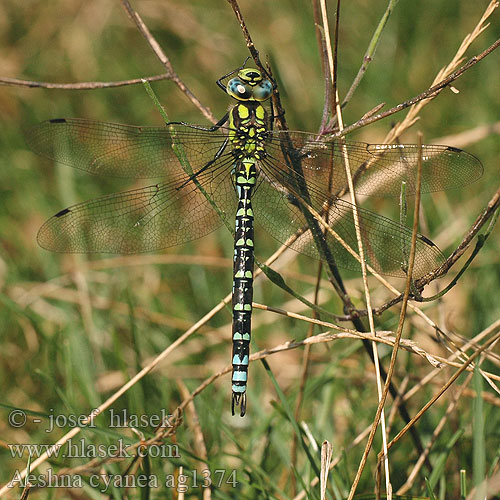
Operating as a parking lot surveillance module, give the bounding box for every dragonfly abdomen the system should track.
[231,159,257,417]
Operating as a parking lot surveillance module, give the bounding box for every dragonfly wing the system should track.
[37,155,238,253]
[25,118,229,179]
[264,131,483,196]
[254,157,444,279]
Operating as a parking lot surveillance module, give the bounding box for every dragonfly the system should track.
[26,62,483,416]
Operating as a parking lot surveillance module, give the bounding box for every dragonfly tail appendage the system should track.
[232,392,247,417]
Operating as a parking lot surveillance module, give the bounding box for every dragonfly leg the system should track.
[176,136,230,191]
[166,111,229,132]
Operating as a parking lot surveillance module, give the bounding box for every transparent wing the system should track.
[254,156,444,279]
[25,118,231,178]
[264,131,483,196]
[37,154,238,253]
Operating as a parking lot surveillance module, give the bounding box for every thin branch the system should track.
[330,37,500,139]
[225,0,260,63]
[225,0,272,87]
[420,207,500,301]
[0,74,171,90]
[320,441,334,500]
[119,0,216,123]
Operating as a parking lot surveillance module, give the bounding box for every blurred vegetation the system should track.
[0,0,499,498]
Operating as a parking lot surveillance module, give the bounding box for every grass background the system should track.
[0,0,499,498]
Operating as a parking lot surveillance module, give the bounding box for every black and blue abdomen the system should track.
[231,159,256,415]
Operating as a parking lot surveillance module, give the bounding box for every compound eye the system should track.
[227,77,252,100]
[253,79,273,101]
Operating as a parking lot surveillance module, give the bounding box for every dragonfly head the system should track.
[226,68,273,102]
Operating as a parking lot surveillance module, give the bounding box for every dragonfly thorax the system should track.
[229,102,268,160]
